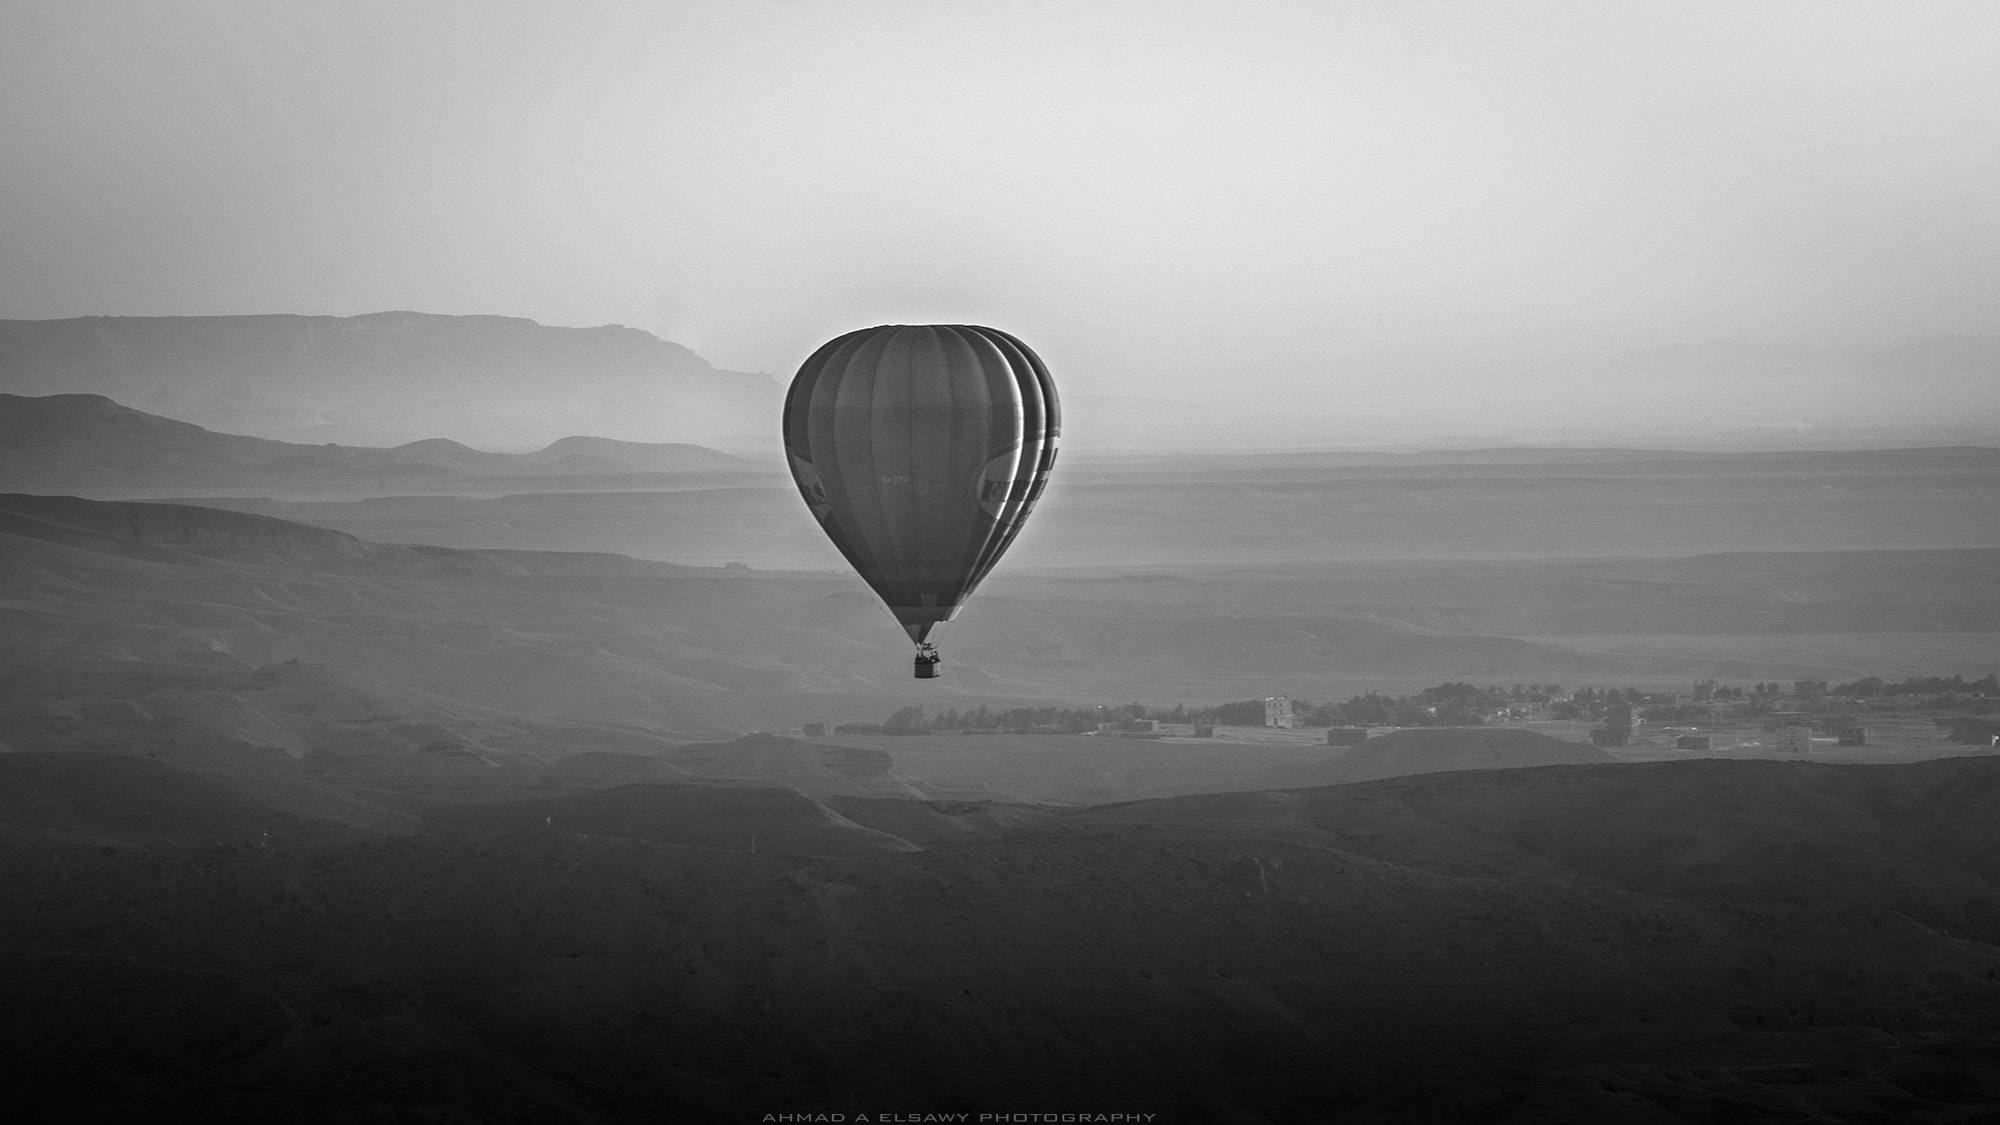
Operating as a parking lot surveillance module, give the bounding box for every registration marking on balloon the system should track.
[787,453,834,526]
[978,444,1056,524]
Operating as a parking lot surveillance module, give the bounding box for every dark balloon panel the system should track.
[782,325,1059,647]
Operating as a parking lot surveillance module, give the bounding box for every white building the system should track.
[1263,696,1293,729]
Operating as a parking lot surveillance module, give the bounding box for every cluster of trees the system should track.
[1541,686,1662,721]
[837,704,1108,736]
[847,683,1540,736]
[835,673,1998,737]
[1569,686,1641,704]
[1831,674,1999,697]
[1296,682,1518,728]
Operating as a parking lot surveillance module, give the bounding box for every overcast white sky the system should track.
[4,0,1998,424]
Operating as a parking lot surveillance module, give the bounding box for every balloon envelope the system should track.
[782,324,1059,645]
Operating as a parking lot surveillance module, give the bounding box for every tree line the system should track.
[830,672,1997,736]
[1830,674,1998,697]
[839,682,1547,736]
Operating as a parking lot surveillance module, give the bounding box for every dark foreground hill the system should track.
[5,751,2000,1122]
[0,752,418,855]
[418,781,922,857]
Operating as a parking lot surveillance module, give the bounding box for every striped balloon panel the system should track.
[782,324,1059,644]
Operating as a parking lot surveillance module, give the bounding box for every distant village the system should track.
[819,674,2000,754]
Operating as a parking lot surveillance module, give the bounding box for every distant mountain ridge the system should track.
[0,392,771,494]
[0,310,766,398]
[0,311,782,448]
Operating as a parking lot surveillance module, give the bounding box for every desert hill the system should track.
[0,393,772,495]
[821,794,1060,847]
[6,752,2000,1120]
[536,750,684,787]
[1080,755,2000,947]
[0,652,564,784]
[1261,725,1619,788]
[952,603,1633,688]
[1334,756,2000,942]
[418,781,922,856]
[0,312,780,448]
[0,751,419,854]
[1034,443,2000,567]
[822,730,1351,806]
[2,489,390,562]
[6,491,1728,764]
[0,493,859,773]
[13,388,1999,572]
[142,433,2000,696]
[658,733,928,799]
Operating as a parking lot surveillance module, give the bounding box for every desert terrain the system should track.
[11,0,2000,1115]
[4,378,1999,1121]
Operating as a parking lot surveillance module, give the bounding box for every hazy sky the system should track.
[4,0,1998,420]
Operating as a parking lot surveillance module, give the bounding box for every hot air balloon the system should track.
[782,325,1059,678]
